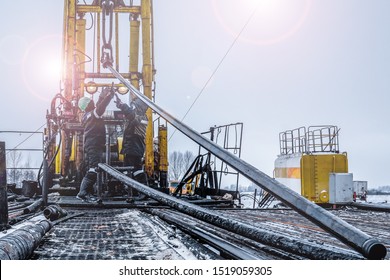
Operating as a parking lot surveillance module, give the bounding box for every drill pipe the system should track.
[147,208,364,260]
[0,219,52,260]
[100,163,360,260]
[108,66,387,260]
[43,205,68,221]
[23,198,43,214]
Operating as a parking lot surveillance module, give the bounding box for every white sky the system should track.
[0,0,389,188]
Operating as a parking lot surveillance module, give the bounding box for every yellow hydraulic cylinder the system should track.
[55,145,61,175]
[129,13,140,90]
[61,0,76,175]
[63,0,76,100]
[158,125,168,173]
[141,0,154,176]
[76,18,86,94]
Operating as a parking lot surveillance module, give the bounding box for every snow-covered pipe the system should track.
[0,219,52,260]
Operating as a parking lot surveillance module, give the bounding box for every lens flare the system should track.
[21,34,62,102]
[0,35,28,65]
[212,0,311,45]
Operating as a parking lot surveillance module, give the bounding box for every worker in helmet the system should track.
[115,93,149,189]
[76,87,114,202]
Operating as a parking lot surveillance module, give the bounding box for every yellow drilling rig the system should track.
[45,0,168,189]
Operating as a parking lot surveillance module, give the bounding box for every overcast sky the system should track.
[0,0,389,188]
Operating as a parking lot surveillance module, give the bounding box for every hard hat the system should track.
[78,96,92,111]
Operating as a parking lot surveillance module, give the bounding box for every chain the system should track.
[101,0,114,68]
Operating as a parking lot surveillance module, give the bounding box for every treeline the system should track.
[367,185,390,195]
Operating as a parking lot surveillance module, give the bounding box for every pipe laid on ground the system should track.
[0,219,52,260]
[349,202,390,212]
[43,204,68,221]
[108,66,387,260]
[23,198,43,214]
[100,163,362,260]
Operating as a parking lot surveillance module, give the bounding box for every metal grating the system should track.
[31,208,211,260]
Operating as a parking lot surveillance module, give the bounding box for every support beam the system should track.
[0,142,8,230]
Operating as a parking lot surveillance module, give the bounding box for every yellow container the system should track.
[300,154,348,203]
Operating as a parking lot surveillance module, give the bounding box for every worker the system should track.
[115,93,149,188]
[76,87,114,201]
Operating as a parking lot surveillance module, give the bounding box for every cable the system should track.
[5,123,46,157]
[168,3,260,140]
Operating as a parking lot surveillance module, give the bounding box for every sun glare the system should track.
[212,0,311,45]
[21,35,62,101]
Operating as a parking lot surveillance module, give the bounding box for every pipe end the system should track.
[362,239,387,260]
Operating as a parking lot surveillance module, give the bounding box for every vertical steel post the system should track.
[0,142,9,230]
[115,12,120,71]
[141,0,154,177]
[42,159,49,207]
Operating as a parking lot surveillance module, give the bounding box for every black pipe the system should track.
[0,142,9,230]
[100,164,362,260]
[0,219,52,260]
[42,159,49,206]
[349,202,390,212]
[43,205,68,221]
[23,198,44,215]
[108,66,387,260]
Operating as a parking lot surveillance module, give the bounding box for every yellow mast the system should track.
[141,0,154,177]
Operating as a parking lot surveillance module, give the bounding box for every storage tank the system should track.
[274,126,349,204]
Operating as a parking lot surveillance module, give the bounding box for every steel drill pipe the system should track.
[101,164,360,260]
[0,219,52,260]
[148,208,364,260]
[108,66,387,260]
[43,205,68,221]
[23,198,44,214]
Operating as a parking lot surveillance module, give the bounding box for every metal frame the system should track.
[279,125,340,155]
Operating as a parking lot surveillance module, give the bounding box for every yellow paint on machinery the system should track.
[49,0,164,180]
[274,126,349,204]
[300,153,348,203]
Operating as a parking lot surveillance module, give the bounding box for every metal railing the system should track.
[279,125,340,155]
[0,131,44,184]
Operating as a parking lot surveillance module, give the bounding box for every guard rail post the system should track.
[0,142,9,230]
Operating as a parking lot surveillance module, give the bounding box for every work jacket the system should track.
[118,98,148,157]
[82,90,114,151]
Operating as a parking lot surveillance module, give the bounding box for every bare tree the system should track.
[183,150,195,172]
[168,150,196,181]
[23,155,37,181]
[168,151,183,181]
[6,150,23,185]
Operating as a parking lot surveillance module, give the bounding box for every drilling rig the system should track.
[0,0,388,261]
[44,0,168,190]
